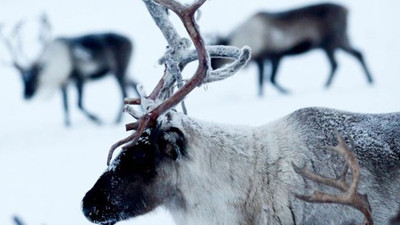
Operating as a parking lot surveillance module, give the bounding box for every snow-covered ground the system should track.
[0,0,399,225]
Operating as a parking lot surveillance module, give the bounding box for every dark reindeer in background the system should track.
[82,1,399,225]
[212,3,373,96]
[0,15,138,126]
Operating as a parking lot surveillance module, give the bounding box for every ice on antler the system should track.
[106,0,251,165]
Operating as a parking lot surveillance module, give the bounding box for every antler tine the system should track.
[205,47,251,83]
[34,13,53,64]
[124,105,143,120]
[10,19,30,65]
[0,24,10,49]
[124,97,141,105]
[39,13,52,43]
[0,24,21,66]
[153,0,206,16]
[292,133,373,225]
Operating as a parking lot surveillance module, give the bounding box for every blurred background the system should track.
[0,0,399,225]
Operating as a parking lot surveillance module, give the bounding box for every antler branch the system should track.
[0,15,52,69]
[34,14,53,64]
[38,14,52,46]
[0,23,24,68]
[107,0,251,165]
[292,133,373,225]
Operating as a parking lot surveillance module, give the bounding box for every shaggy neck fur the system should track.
[164,115,303,225]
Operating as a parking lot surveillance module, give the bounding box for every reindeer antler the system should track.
[292,133,373,225]
[33,13,53,65]
[106,0,251,165]
[38,13,52,45]
[0,21,26,69]
[0,14,52,69]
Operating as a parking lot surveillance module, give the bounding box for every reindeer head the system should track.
[81,0,250,224]
[19,63,43,99]
[82,124,186,224]
[0,14,51,99]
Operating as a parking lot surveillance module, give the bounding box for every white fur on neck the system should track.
[36,40,72,98]
[164,115,304,225]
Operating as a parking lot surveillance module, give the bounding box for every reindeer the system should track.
[82,1,399,224]
[0,15,138,126]
[211,3,374,96]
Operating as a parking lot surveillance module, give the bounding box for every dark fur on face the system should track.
[82,125,186,225]
[22,63,41,99]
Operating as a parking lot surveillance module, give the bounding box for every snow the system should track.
[1,0,400,225]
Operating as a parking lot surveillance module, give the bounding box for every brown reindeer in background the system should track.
[212,3,373,96]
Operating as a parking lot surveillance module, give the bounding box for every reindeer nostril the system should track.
[82,187,120,224]
[82,205,95,219]
[82,190,103,219]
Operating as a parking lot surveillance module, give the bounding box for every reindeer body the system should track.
[10,32,137,126]
[83,107,400,225]
[212,3,373,95]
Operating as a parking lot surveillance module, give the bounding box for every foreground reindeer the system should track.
[82,1,399,224]
[0,16,138,126]
[212,3,373,96]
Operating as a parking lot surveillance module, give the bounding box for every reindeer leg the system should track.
[324,48,338,88]
[75,79,102,125]
[61,84,70,127]
[13,215,25,225]
[255,59,265,97]
[114,77,130,124]
[270,56,289,94]
[341,46,373,84]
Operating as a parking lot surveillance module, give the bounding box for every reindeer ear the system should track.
[158,127,186,161]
